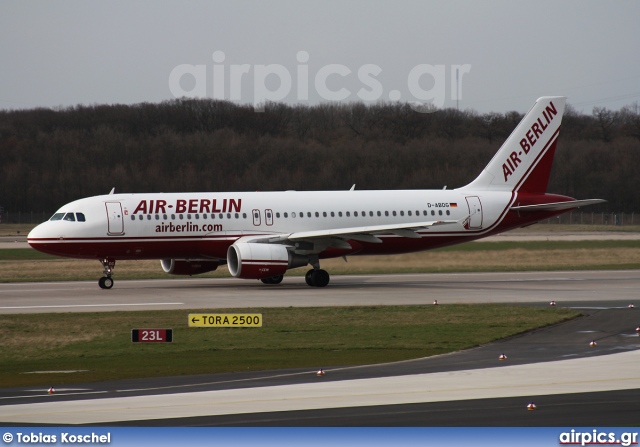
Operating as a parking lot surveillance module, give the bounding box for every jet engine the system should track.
[160,259,221,276]
[227,242,307,279]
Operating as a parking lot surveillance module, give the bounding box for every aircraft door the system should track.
[265,209,274,226]
[105,202,125,235]
[465,196,483,229]
[252,209,261,226]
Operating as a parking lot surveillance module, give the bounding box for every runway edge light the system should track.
[527,402,537,410]
[549,300,556,306]
[48,387,55,395]
[499,353,507,360]
[317,369,325,377]
[590,340,597,347]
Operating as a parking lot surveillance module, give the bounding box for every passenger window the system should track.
[392,211,397,217]
[315,212,319,217]
[276,212,281,218]
[163,214,168,220]
[370,211,374,217]
[439,210,443,216]
[179,214,184,220]
[171,214,176,219]
[446,210,450,215]
[130,215,135,221]
[431,210,435,216]
[195,214,200,219]
[50,213,65,221]
[76,213,86,222]
[331,212,335,217]
[139,215,143,220]
[227,213,231,219]
[408,211,412,216]
[155,215,160,220]
[307,212,311,218]
[186,214,191,219]
[346,211,351,217]
[400,211,404,216]
[243,213,247,218]
[338,212,343,217]
[323,212,327,217]
[284,212,288,218]
[147,215,151,220]
[354,212,358,217]
[235,213,239,219]
[377,211,381,216]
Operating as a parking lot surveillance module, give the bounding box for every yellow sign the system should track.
[189,313,262,327]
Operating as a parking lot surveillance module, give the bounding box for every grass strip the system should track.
[0,305,579,388]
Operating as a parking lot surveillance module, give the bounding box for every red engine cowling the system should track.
[160,259,221,276]
[227,242,305,279]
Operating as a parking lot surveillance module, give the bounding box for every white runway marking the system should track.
[0,303,183,310]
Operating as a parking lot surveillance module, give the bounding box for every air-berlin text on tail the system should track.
[131,198,242,215]
[502,100,558,182]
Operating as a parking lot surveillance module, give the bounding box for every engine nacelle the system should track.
[227,242,307,279]
[160,259,221,276]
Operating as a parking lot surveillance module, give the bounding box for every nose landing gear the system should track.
[98,258,115,289]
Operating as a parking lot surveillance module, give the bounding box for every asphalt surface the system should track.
[1,271,639,425]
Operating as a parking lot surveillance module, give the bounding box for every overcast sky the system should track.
[1,0,639,114]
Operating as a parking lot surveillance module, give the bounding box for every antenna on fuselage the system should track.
[350,184,356,191]
[443,185,447,190]
[109,187,116,195]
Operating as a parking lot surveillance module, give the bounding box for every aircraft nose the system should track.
[27,222,55,251]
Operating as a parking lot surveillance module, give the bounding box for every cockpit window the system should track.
[50,213,65,221]
[76,213,86,222]
[63,213,76,222]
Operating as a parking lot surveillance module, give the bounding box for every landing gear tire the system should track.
[305,269,314,286]
[261,275,284,285]
[306,269,330,287]
[98,276,114,289]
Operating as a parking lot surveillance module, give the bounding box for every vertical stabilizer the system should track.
[463,96,566,193]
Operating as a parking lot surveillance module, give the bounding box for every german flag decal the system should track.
[450,203,458,208]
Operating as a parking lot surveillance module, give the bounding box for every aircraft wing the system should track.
[254,219,461,247]
[510,199,606,212]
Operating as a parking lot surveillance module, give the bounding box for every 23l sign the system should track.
[131,329,173,343]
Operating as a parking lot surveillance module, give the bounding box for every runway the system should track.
[1,270,639,314]
[1,270,639,425]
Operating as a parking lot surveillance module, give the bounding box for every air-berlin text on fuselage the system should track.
[132,198,242,215]
[502,101,558,182]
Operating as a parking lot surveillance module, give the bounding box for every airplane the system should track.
[28,96,605,289]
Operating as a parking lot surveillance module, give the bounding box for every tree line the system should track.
[1,99,639,218]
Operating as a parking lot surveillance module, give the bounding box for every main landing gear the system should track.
[98,258,115,289]
[260,275,284,285]
[305,269,330,287]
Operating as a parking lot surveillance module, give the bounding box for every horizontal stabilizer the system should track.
[510,199,606,212]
